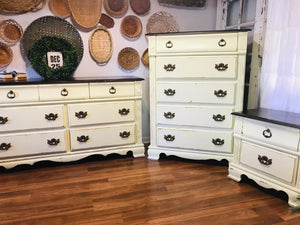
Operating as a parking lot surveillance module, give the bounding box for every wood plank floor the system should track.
[0,153,299,225]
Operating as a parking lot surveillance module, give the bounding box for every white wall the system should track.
[0,0,217,142]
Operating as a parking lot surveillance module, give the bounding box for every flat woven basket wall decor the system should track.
[0,0,46,14]
[158,0,206,7]
[118,47,140,71]
[0,42,13,68]
[120,15,142,40]
[129,0,151,15]
[0,19,23,46]
[146,11,179,34]
[49,0,71,18]
[103,0,128,18]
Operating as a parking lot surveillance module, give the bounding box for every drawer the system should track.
[242,118,299,152]
[157,127,233,153]
[157,105,233,128]
[155,33,238,53]
[68,101,135,127]
[240,141,297,184]
[0,85,39,103]
[39,84,89,101]
[70,123,136,150]
[0,130,66,159]
[0,105,64,132]
[89,82,135,99]
[157,82,235,104]
[156,56,237,79]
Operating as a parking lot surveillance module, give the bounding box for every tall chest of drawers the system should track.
[146,31,248,161]
[0,77,144,169]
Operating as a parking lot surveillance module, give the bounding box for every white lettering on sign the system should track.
[47,52,63,69]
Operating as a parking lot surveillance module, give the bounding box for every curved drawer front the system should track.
[240,141,297,184]
[157,127,233,153]
[157,82,235,104]
[39,84,89,101]
[0,130,66,159]
[68,101,135,127]
[70,124,136,150]
[242,119,299,152]
[157,105,233,128]
[0,105,64,132]
[0,85,39,103]
[156,56,237,79]
[90,82,135,99]
[155,33,238,53]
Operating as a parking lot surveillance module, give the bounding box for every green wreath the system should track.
[28,36,79,80]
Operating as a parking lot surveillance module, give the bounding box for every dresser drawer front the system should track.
[90,82,135,99]
[0,105,64,132]
[240,141,297,183]
[155,33,238,53]
[157,82,235,104]
[68,101,135,127]
[0,86,39,103]
[157,105,233,128]
[70,124,136,150]
[156,56,237,79]
[39,84,89,101]
[0,130,66,159]
[242,119,299,152]
[157,127,233,153]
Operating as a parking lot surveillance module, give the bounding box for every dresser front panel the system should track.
[89,82,135,99]
[0,85,39,103]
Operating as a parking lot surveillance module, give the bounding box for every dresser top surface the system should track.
[146,29,250,36]
[232,108,300,129]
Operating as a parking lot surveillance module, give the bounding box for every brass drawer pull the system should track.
[164,134,175,142]
[60,88,68,96]
[120,131,130,138]
[0,143,11,151]
[164,89,176,96]
[7,90,16,99]
[164,112,175,119]
[263,128,272,138]
[213,114,225,121]
[258,155,272,166]
[45,113,58,121]
[214,90,227,97]
[119,108,130,115]
[109,86,116,94]
[47,138,60,146]
[164,64,176,71]
[75,111,88,119]
[215,63,228,71]
[218,39,226,47]
[0,116,8,124]
[212,138,224,146]
[166,40,173,48]
[77,135,89,143]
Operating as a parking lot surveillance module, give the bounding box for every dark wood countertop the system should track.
[146,29,250,36]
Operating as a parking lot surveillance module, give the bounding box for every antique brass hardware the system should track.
[45,113,58,121]
[109,86,116,94]
[77,135,89,142]
[215,63,228,71]
[164,112,175,119]
[0,143,11,150]
[75,111,88,119]
[166,40,173,48]
[120,131,130,138]
[7,90,16,99]
[213,114,225,121]
[60,88,68,96]
[164,64,176,71]
[258,155,272,166]
[214,89,227,97]
[262,128,272,138]
[0,116,8,124]
[212,138,224,145]
[47,138,60,146]
[218,39,226,47]
[164,134,175,142]
[119,108,130,115]
[164,89,176,96]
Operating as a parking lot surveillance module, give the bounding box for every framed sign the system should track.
[47,51,63,69]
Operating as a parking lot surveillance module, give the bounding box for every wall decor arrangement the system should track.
[129,0,151,15]
[146,11,179,33]
[158,0,206,8]
[49,0,71,18]
[120,15,142,40]
[103,0,128,18]
[0,42,13,68]
[0,19,23,46]
[141,48,149,68]
[0,0,46,14]
[118,47,140,71]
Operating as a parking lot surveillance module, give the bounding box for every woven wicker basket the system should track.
[158,0,206,7]
[103,0,128,18]
[49,0,71,18]
[129,0,150,15]
[118,47,140,71]
[141,48,149,68]
[0,42,13,68]
[146,11,179,34]
[0,19,23,46]
[89,26,113,65]
[0,0,46,14]
[120,15,142,40]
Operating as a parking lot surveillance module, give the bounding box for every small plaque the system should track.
[47,52,63,69]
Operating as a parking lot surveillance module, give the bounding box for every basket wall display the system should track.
[129,0,150,15]
[0,19,23,46]
[120,15,142,40]
[99,13,115,28]
[118,47,140,71]
[158,0,206,7]
[103,0,128,18]
[146,11,179,33]
[0,0,46,14]
[49,0,71,18]
[0,42,13,68]
[89,26,113,65]
[141,48,149,68]
[68,0,102,29]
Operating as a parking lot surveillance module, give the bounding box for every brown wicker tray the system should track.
[118,47,140,71]
[129,0,150,15]
[0,42,13,68]
[120,15,142,40]
[103,0,128,18]
[0,0,46,14]
[0,19,23,46]
[99,13,115,28]
[49,0,71,18]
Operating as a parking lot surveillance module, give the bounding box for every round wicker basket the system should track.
[89,26,113,65]
[0,0,46,14]
[103,0,128,18]
[129,0,150,15]
[141,48,149,68]
[0,42,13,68]
[120,15,142,40]
[0,19,23,46]
[146,11,179,34]
[118,47,140,71]
[49,0,71,18]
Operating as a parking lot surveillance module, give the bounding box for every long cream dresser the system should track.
[146,30,248,161]
[0,77,144,169]
[230,108,300,207]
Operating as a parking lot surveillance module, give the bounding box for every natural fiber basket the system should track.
[141,48,149,68]
[21,16,83,62]
[0,42,13,68]
[99,13,115,28]
[0,19,23,46]
[103,0,128,18]
[146,11,179,34]
[68,0,102,29]
[89,26,113,65]
[118,47,140,71]
[0,0,46,14]
[129,0,150,15]
[49,0,71,18]
[158,0,206,7]
[120,15,142,40]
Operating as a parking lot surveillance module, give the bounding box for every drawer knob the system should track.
[218,39,226,47]
[262,128,272,138]
[166,40,173,48]
[215,63,228,71]
[258,155,272,166]
[119,108,130,115]
[213,114,225,122]
[214,89,227,97]
[45,113,58,121]
[120,131,130,138]
[75,111,88,119]
[0,143,11,151]
[212,138,224,146]
[109,86,116,94]
[164,64,176,71]
[164,134,175,142]
[0,116,8,124]
[164,112,175,119]
[47,138,60,146]
[164,89,176,96]
[7,90,16,99]
[61,88,68,96]
[77,135,89,143]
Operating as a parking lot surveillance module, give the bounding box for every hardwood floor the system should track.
[0,153,299,225]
